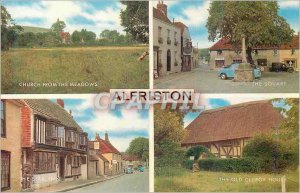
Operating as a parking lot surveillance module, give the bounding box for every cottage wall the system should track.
[32,172,58,189]
[279,49,299,70]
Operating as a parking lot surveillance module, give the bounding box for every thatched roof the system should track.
[182,100,283,145]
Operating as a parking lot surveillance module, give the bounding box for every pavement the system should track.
[67,170,149,192]
[35,174,124,192]
[154,64,299,93]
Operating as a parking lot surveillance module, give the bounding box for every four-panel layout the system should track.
[1,0,299,192]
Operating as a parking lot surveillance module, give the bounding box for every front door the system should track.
[167,50,171,72]
[59,156,65,179]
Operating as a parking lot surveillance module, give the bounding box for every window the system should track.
[35,117,46,144]
[66,130,75,142]
[57,126,65,147]
[1,100,6,138]
[273,49,278,55]
[167,29,170,37]
[46,123,58,139]
[33,152,56,173]
[174,31,177,41]
[80,135,86,145]
[217,50,222,55]
[158,26,162,38]
[1,151,10,191]
[81,156,87,164]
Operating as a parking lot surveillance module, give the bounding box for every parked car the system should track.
[138,165,145,172]
[270,62,294,73]
[218,63,261,80]
[126,164,134,174]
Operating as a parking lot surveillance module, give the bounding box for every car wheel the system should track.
[220,73,227,80]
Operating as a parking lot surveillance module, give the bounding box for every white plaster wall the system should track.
[153,18,182,76]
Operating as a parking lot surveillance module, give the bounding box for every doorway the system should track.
[167,50,171,72]
[59,156,65,180]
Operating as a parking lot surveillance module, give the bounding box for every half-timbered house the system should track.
[20,99,88,190]
[181,100,283,158]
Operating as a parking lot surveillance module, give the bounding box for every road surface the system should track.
[154,64,299,93]
[68,171,149,192]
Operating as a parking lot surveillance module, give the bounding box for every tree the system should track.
[206,1,294,63]
[17,32,37,47]
[126,137,149,161]
[51,18,66,35]
[120,1,149,43]
[100,29,121,43]
[1,5,23,50]
[154,107,185,146]
[71,30,82,43]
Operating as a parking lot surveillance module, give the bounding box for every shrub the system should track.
[198,158,261,173]
[185,145,213,160]
[243,134,293,173]
[155,141,186,168]
[182,160,194,170]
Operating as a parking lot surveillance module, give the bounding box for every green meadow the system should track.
[1,46,149,94]
[155,167,299,192]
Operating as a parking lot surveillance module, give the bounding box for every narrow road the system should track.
[68,170,149,192]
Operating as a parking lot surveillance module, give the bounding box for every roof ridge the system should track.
[201,100,271,115]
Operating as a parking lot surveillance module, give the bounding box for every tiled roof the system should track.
[182,100,283,145]
[122,154,140,161]
[23,99,82,132]
[210,35,299,51]
[95,135,121,155]
[174,22,187,35]
[153,7,172,25]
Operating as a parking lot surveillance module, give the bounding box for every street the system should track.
[67,170,149,192]
[154,65,299,93]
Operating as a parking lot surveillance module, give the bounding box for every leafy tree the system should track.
[51,18,66,35]
[17,32,37,47]
[126,137,149,161]
[100,29,120,43]
[185,145,213,160]
[120,1,149,43]
[206,1,294,63]
[1,5,23,50]
[71,30,82,43]
[154,107,185,146]
[80,29,96,43]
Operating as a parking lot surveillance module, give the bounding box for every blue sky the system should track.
[3,0,126,36]
[159,0,299,48]
[51,97,149,152]
[183,95,294,127]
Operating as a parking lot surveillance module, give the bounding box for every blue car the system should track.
[218,63,261,80]
[138,165,145,172]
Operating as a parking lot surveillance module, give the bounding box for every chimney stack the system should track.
[105,132,109,141]
[57,99,64,108]
[157,1,167,16]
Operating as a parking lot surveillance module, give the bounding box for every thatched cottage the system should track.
[181,100,283,158]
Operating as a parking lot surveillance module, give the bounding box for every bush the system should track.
[155,141,186,168]
[243,134,294,172]
[185,145,213,160]
[198,158,261,173]
[182,160,194,170]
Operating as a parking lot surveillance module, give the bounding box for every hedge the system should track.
[198,158,261,173]
[182,160,194,170]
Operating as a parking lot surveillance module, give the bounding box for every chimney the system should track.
[56,99,64,108]
[157,1,167,16]
[105,132,109,141]
[95,132,100,141]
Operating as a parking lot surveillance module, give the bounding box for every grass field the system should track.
[1,46,149,93]
[155,167,299,192]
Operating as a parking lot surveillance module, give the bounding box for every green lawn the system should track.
[1,46,149,93]
[155,167,299,192]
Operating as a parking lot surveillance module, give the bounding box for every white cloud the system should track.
[5,1,124,35]
[176,1,210,27]
[278,0,299,8]
[80,107,149,133]
[109,136,137,152]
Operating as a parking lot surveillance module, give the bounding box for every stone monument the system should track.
[234,35,255,82]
